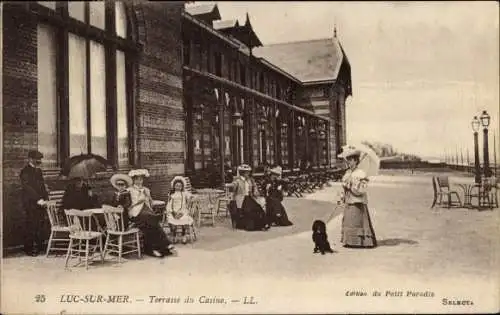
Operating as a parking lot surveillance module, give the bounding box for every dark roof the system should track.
[218,13,262,48]
[185,3,221,22]
[238,13,263,48]
[253,37,345,83]
[213,19,240,30]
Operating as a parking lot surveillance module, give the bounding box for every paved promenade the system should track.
[2,172,499,314]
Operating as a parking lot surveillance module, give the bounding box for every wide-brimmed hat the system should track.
[28,150,43,159]
[170,175,187,189]
[337,146,362,159]
[237,164,252,172]
[269,166,282,176]
[110,173,133,190]
[128,169,150,178]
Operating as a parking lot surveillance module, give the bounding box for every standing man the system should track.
[20,150,49,256]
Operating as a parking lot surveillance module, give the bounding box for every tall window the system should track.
[240,63,246,86]
[214,52,222,77]
[35,2,136,168]
[37,24,58,168]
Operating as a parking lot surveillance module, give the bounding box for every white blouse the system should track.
[127,185,153,217]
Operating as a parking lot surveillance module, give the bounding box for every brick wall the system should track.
[2,2,185,251]
[2,4,39,250]
[135,1,184,201]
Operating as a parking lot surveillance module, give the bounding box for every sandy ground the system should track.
[1,172,499,314]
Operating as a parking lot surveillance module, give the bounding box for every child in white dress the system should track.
[166,176,194,244]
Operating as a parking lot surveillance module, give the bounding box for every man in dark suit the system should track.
[20,150,49,256]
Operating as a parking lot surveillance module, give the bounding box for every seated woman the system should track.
[62,177,101,211]
[228,164,270,231]
[264,167,293,227]
[62,177,104,232]
[166,176,194,244]
[109,173,133,230]
[127,168,175,258]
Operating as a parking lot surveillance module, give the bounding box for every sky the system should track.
[191,1,499,161]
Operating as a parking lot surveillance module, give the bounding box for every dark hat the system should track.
[28,150,43,159]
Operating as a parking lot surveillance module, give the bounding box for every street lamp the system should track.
[480,110,491,177]
[471,116,481,183]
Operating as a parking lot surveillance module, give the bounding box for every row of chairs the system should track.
[255,168,343,198]
[45,203,141,269]
[45,186,232,268]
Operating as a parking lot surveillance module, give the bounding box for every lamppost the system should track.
[471,116,481,184]
[480,110,491,178]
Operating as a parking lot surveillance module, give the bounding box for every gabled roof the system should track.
[217,13,262,49]
[184,3,221,23]
[236,13,263,48]
[253,37,346,83]
[213,19,240,30]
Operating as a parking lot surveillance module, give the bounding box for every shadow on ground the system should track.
[189,198,342,251]
[378,238,419,246]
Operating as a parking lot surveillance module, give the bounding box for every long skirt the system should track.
[265,198,293,226]
[341,203,377,248]
[130,210,171,253]
[229,197,269,231]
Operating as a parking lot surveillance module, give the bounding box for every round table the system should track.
[457,183,479,209]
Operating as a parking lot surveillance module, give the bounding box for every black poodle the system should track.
[312,220,334,255]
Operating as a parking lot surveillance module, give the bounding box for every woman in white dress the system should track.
[166,176,194,244]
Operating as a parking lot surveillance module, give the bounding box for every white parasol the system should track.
[341,143,380,177]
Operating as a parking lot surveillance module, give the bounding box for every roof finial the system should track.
[334,23,337,38]
[245,11,250,26]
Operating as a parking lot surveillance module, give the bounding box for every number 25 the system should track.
[35,295,46,303]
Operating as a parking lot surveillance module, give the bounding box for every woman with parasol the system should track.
[338,145,378,248]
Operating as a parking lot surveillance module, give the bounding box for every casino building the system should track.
[1,2,351,250]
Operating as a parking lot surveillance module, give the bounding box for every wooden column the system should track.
[304,117,309,166]
[273,103,279,164]
[185,86,194,171]
[316,120,321,167]
[289,111,295,169]
[218,85,225,185]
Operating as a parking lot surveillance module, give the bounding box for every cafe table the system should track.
[456,183,478,209]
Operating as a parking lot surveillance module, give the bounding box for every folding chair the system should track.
[102,205,141,263]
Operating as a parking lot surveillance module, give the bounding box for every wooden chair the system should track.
[436,176,462,208]
[64,209,104,269]
[215,184,232,217]
[45,200,71,257]
[48,190,65,212]
[102,205,141,263]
